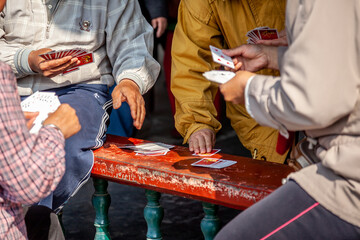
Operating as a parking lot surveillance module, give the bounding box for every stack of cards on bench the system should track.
[39,48,94,74]
[21,91,61,134]
[191,158,237,169]
[118,142,174,156]
[246,26,279,44]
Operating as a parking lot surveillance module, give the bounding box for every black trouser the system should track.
[215,180,360,240]
[25,205,64,240]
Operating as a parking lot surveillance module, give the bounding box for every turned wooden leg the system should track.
[92,178,111,240]
[201,202,221,240]
[144,190,164,240]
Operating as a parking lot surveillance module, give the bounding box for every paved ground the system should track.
[61,49,251,240]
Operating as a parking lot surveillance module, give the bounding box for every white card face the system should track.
[21,91,61,134]
[209,45,235,69]
[203,70,235,84]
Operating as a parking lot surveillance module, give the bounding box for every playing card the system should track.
[209,45,235,69]
[203,70,235,84]
[192,149,220,157]
[246,27,279,44]
[258,29,279,40]
[191,158,237,169]
[21,91,61,134]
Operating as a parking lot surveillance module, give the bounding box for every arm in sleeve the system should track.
[0,14,35,78]
[171,0,223,143]
[105,0,160,95]
[246,0,360,132]
[143,0,168,19]
[0,63,66,205]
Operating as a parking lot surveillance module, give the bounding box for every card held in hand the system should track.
[203,70,235,84]
[209,45,235,69]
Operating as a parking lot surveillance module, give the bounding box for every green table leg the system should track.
[144,190,164,240]
[201,202,221,240]
[92,178,111,240]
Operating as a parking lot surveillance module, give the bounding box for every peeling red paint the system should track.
[92,135,294,209]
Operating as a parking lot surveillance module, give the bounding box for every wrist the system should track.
[264,46,279,70]
[43,124,63,136]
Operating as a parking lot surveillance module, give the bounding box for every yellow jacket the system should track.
[171,0,288,163]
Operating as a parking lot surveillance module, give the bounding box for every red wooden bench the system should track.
[90,134,294,240]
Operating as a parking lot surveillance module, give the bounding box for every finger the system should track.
[112,91,123,109]
[151,19,158,29]
[26,116,37,130]
[204,135,213,153]
[137,100,146,130]
[222,47,244,57]
[198,136,207,154]
[24,111,39,120]
[156,27,161,38]
[234,62,243,71]
[133,97,141,129]
[192,139,200,154]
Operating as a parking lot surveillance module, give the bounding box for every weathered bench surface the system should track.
[92,135,294,210]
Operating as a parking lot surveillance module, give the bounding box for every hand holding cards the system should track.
[204,45,236,84]
[21,91,61,134]
[39,48,94,75]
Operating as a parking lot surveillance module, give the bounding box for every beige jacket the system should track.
[247,0,360,227]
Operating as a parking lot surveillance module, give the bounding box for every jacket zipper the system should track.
[45,0,62,39]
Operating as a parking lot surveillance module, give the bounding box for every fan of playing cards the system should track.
[246,26,279,44]
[21,91,61,134]
[39,48,94,75]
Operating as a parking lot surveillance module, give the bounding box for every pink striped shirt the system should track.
[0,62,65,239]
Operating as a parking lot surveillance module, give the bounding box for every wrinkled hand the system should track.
[43,104,81,139]
[28,48,80,78]
[256,29,288,46]
[112,79,145,130]
[219,71,255,105]
[188,128,215,154]
[223,44,280,72]
[222,45,270,73]
[24,111,39,130]
[151,17,168,38]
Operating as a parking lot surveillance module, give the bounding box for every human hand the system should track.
[151,17,168,38]
[188,128,215,154]
[111,79,145,130]
[223,44,279,72]
[43,104,81,139]
[219,71,255,105]
[28,48,80,78]
[23,111,39,130]
[256,29,288,46]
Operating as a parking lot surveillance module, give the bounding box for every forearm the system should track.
[107,0,160,94]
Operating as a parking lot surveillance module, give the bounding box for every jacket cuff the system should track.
[14,48,36,75]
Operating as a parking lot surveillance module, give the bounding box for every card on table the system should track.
[192,149,221,157]
[202,70,235,84]
[209,45,235,69]
[191,158,237,169]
